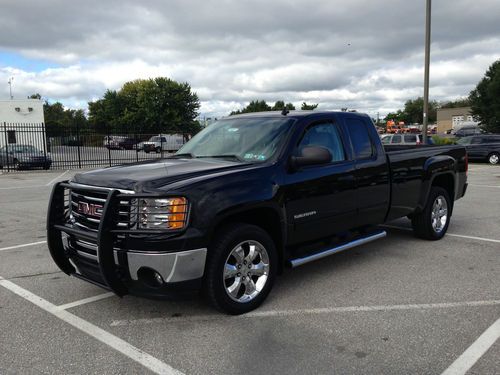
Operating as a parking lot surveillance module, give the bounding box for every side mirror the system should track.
[290,146,332,170]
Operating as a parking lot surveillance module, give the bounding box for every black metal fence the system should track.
[1,121,191,171]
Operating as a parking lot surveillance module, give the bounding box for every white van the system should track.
[142,134,185,153]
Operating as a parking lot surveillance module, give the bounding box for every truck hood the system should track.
[71,158,251,191]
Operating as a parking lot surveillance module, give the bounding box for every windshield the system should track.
[457,137,473,145]
[380,135,391,144]
[177,117,294,162]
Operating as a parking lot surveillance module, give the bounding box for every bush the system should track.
[432,135,456,145]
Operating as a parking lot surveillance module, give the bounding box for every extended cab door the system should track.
[283,120,357,245]
[344,116,390,227]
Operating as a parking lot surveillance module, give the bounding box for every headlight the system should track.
[138,197,189,230]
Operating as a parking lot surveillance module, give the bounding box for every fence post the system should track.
[135,128,139,163]
[42,122,48,160]
[107,123,112,167]
[76,119,82,169]
[3,122,9,172]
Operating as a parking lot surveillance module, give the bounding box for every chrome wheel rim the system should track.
[489,154,499,164]
[431,195,448,233]
[223,240,270,303]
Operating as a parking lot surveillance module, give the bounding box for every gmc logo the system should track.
[77,202,103,217]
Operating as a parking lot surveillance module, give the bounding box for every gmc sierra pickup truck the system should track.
[47,111,468,314]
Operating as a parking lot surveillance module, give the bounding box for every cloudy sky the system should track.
[1,0,500,118]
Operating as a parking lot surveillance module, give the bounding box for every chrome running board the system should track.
[289,230,387,267]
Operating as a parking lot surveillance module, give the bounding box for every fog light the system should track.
[154,272,164,285]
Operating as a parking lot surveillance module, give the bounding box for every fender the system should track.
[416,155,456,212]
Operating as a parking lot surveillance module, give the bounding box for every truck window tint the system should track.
[404,135,416,142]
[392,135,402,143]
[346,119,374,158]
[298,123,345,162]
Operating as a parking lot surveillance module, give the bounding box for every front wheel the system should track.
[204,223,277,314]
[488,152,499,165]
[411,187,451,240]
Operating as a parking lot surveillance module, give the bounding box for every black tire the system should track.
[13,159,20,170]
[144,150,150,154]
[487,152,499,165]
[411,186,451,240]
[204,223,277,315]
[155,147,161,153]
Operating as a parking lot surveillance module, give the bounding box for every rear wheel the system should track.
[204,223,277,314]
[488,152,499,165]
[155,147,161,153]
[13,159,20,170]
[411,187,451,240]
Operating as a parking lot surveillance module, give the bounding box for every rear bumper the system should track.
[47,181,207,299]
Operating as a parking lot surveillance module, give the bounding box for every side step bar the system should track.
[289,230,387,268]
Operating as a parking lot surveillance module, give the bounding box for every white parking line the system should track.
[468,184,500,189]
[0,240,47,252]
[110,299,500,327]
[0,277,183,375]
[45,170,69,186]
[56,292,115,310]
[381,225,500,244]
[441,317,500,375]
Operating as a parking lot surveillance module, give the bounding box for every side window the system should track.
[392,135,402,144]
[346,119,375,159]
[404,135,416,143]
[471,137,482,144]
[298,122,345,163]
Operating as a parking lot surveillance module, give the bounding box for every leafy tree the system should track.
[441,98,471,109]
[271,101,295,111]
[230,100,272,115]
[28,93,42,99]
[301,102,318,110]
[384,97,438,124]
[42,100,89,136]
[469,59,500,133]
[88,77,201,135]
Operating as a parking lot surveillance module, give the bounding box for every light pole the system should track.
[422,0,432,143]
[8,77,14,99]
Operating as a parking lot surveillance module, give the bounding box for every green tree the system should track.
[28,93,42,99]
[271,101,295,111]
[441,98,471,109]
[301,102,318,110]
[88,77,201,135]
[230,100,272,115]
[469,59,500,133]
[403,97,438,124]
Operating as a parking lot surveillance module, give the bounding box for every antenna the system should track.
[8,77,14,99]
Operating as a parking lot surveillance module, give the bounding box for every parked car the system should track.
[453,125,483,138]
[142,134,185,153]
[47,111,467,314]
[0,144,52,170]
[457,134,500,164]
[381,133,434,145]
[118,137,141,150]
[104,136,126,150]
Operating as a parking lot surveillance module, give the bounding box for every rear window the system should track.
[346,118,375,159]
[404,135,416,143]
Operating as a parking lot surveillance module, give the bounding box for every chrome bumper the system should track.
[121,248,207,283]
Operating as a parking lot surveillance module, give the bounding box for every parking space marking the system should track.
[56,292,115,310]
[0,184,47,190]
[468,184,500,189]
[381,225,500,244]
[0,240,47,252]
[0,277,183,375]
[441,317,500,375]
[45,170,69,186]
[110,299,500,327]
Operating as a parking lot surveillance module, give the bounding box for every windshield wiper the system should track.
[196,154,246,162]
[169,153,195,159]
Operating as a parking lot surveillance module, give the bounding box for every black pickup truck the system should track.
[47,111,468,314]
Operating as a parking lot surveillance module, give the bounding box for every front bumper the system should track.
[47,181,207,298]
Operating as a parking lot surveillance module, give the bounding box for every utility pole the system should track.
[8,77,14,99]
[422,0,432,144]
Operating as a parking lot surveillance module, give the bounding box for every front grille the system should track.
[69,187,135,231]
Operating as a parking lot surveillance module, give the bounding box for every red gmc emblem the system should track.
[77,202,103,217]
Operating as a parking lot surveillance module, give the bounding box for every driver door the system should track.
[283,121,357,245]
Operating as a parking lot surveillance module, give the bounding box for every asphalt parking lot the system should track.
[0,165,499,375]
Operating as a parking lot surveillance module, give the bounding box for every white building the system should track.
[0,99,46,151]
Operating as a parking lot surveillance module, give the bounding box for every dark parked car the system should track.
[48,111,467,314]
[457,134,500,164]
[453,125,483,138]
[0,144,52,170]
[118,137,141,150]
